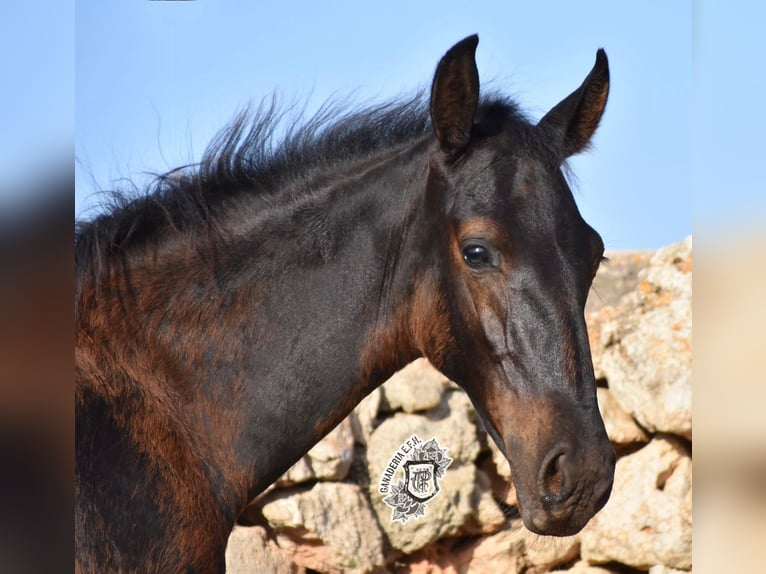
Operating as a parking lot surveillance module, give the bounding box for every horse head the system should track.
[421,35,614,536]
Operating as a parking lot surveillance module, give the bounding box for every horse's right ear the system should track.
[430,35,480,158]
[537,49,610,158]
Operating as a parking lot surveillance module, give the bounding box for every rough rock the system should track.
[378,463,477,555]
[596,387,648,447]
[581,436,692,570]
[459,469,507,536]
[367,390,481,553]
[380,358,450,413]
[520,533,580,570]
[303,418,354,480]
[260,482,385,573]
[586,251,652,381]
[276,418,354,486]
[586,250,653,315]
[275,457,315,487]
[349,387,381,446]
[487,432,512,480]
[397,527,524,574]
[648,566,690,574]
[587,304,621,382]
[457,528,524,574]
[594,237,692,438]
[225,525,303,574]
[368,389,480,473]
[565,561,621,573]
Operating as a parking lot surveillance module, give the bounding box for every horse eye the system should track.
[462,243,493,268]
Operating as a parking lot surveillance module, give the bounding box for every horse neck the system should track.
[220,140,440,493]
[78,138,440,510]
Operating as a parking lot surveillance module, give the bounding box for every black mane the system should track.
[75,94,527,284]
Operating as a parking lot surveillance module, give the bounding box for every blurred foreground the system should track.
[694,228,766,574]
[0,170,73,572]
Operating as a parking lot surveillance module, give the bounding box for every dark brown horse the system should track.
[75,35,615,572]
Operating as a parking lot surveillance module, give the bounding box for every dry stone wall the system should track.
[226,237,693,573]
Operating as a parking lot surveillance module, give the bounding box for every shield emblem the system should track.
[404,460,439,502]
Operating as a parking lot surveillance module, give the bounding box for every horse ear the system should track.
[538,49,609,158]
[430,35,480,158]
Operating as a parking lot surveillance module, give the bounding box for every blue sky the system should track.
[72,1,698,250]
[0,3,73,202]
[50,1,757,251]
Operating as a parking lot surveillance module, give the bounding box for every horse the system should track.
[75,35,615,573]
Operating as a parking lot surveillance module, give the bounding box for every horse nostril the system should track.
[539,447,572,504]
[543,453,566,496]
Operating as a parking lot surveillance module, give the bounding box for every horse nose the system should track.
[529,442,615,535]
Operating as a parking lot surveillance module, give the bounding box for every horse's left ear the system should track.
[538,49,609,158]
[430,34,480,158]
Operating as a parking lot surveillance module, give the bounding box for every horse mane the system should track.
[75,93,528,299]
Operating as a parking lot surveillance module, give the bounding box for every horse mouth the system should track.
[517,469,614,537]
[525,506,592,537]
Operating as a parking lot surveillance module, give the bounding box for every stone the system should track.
[349,387,381,446]
[487,431,512,479]
[478,437,517,513]
[489,526,581,572]
[565,561,621,573]
[275,418,354,486]
[595,237,692,438]
[460,528,525,574]
[596,387,648,446]
[366,390,481,553]
[459,469,507,536]
[225,525,303,574]
[379,358,449,413]
[397,527,524,574]
[379,463,477,555]
[585,250,653,315]
[368,389,480,472]
[522,533,580,570]
[260,482,385,573]
[304,418,354,480]
[648,566,690,574]
[580,436,692,570]
[586,250,653,381]
[587,304,620,382]
[275,457,315,487]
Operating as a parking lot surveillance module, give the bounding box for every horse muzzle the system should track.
[515,437,615,536]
